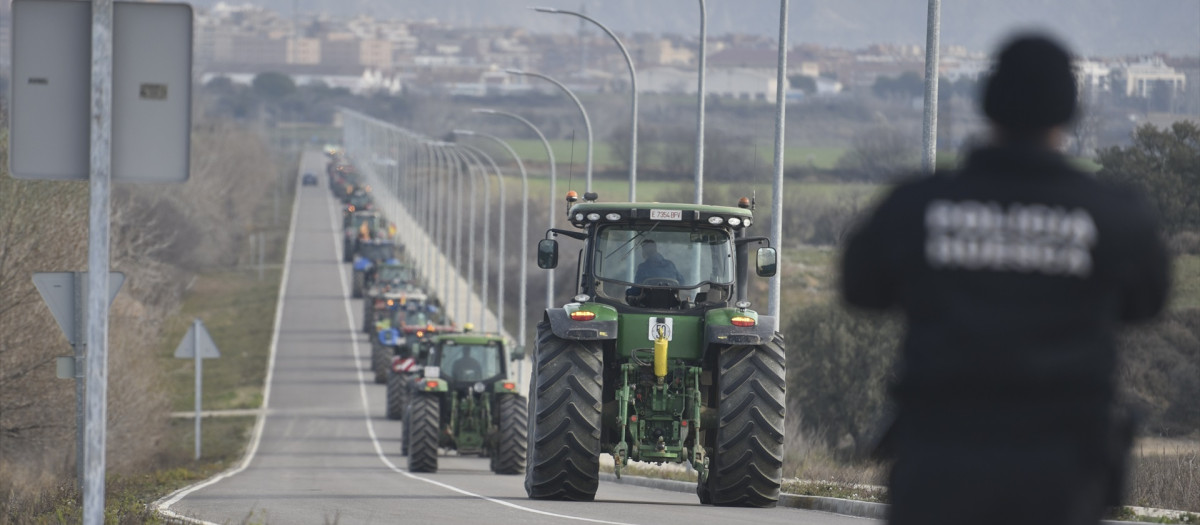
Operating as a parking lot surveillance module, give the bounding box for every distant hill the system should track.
[196,0,1200,56]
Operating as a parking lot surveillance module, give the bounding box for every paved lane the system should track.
[158,150,878,525]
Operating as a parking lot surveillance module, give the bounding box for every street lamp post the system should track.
[694,0,707,204]
[768,0,789,319]
[471,108,557,309]
[533,7,638,201]
[455,130,531,359]
[455,144,502,333]
[454,147,493,328]
[505,69,593,194]
[921,0,941,173]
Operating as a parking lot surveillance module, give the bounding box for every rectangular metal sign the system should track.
[9,0,193,182]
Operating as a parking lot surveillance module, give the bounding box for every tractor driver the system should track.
[626,240,684,307]
[451,347,483,382]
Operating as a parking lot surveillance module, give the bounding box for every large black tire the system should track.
[386,371,409,420]
[492,394,528,475]
[524,321,603,501]
[361,300,373,333]
[343,239,354,262]
[703,335,786,507]
[406,394,440,473]
[352,272,365,298]
[371,343,389,384]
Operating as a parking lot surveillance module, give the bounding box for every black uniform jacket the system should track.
[841,145,1170,438]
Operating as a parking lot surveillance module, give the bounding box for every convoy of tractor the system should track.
[320,147,785,507]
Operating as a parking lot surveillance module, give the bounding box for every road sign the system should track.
[174,319,221,359]
[175,319,220,460]
[9,0,193,182]
[32,272,124,346]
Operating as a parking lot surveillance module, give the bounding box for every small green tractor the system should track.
[402,331,528,475]
[527,195,783,507]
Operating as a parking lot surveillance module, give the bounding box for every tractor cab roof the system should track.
[429,333,506,346]
[565,201,754,230]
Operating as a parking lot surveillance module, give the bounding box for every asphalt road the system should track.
[158,151,878,525]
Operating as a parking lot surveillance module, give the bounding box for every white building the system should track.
[1115,58,1186,98]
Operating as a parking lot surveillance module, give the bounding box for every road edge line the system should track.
[152,151,305,524]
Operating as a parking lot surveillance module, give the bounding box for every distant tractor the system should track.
[360,261,418,331]
[351,239,399,298]
[526,194,783,507]
[402,331,527,476]
[342,210,387,263]
[372,295,440,385]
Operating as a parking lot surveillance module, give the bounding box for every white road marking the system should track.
[324,172,637,525]
[153,155,305,525]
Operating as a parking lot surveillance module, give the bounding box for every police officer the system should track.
[841,34,1169,525]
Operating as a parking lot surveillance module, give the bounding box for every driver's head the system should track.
[641,240,658,260]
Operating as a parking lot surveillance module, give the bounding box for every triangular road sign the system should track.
[174,319,221,359]
[32,272,125,346]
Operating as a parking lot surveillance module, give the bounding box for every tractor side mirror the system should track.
[755,247,778,277]
[510,345,526,361]
[537,239,559,269]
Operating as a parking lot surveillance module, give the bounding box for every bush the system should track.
[784,300,900,454]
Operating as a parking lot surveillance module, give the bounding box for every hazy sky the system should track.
[203,0,1200,57]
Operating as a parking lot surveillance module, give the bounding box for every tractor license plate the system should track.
[649,209,682,221]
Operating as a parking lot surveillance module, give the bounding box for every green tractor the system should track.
[402,331,528,476]
[526,196,782,507]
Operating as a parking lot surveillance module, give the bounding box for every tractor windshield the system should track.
[592,224,734,305]
[400,309,428,328]
[439,340,504,385]
[359,242,394,262]
[377,265,411,282]
[351,213,378,231]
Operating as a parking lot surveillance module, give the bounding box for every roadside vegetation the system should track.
[0,95,294,522]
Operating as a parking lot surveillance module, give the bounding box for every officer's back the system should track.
[841,34,1170,525]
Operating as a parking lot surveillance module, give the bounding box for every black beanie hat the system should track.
[982,34,1078,133]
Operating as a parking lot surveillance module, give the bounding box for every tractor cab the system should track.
[433,336,507,388]
[539,198,776,314]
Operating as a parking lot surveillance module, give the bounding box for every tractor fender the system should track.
[353,258,372,271]
[544,306,618,341]
[705,312,779,346]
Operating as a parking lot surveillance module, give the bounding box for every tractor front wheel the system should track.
[406,394,440,473]
[492,394,528,475]
[524,321,602,501]
[704,335,786,507]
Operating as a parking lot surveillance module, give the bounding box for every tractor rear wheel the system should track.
[524,321,602,501]
[704,335,786,507]
[406,394,439,473]
[352,272,365,298]
[386,370,409,420]
[371,343,389,384]
[492,394,528,475]
[343,239,354,262]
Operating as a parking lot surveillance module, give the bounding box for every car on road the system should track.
[301,172,319,186]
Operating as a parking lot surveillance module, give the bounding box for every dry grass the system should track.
[1128,449,1200,513]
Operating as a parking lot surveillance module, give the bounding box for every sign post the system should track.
[12,1,192,521]
[32,271,124,490]
[174,319,221,459]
